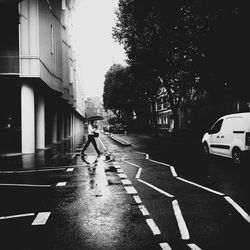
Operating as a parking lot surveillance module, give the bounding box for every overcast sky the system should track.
[72,0,127,98]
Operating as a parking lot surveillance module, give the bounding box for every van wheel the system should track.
[232,147,241,166]
[203,142,209,156]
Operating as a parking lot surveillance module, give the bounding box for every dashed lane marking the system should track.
[187,243,202,250]
[118,173,127,179]
[138,179,174,198]
[0,213,35,220]
[121,179,132,185]
[32,212,51,225]
[159,242,172,250]
[124,186,137,194]
[139,204,150,216]
[172,199,190,240]
[146,218,161,235]
[117,168,124,173]
[56,182,67,186]
[133,195,142,204]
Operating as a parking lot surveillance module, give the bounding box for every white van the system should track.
[202,112,250,166]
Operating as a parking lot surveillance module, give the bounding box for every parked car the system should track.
[202,112,250,166]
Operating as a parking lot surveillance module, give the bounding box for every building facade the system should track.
[0,0,85,153]
[149,87,174,134]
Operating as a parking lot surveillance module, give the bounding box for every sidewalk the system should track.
[0,133,84,171]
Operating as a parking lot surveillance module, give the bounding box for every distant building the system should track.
[149,87,173,134]
[0,0,85,153]
[85,96,104,118]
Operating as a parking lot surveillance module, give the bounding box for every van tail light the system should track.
[246,132,250,146]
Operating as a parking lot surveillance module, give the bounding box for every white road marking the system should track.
[187,243,202,250]
[56,182,67,186]
[169,166,178,177]
[0,213,35,220]
[176,177,225,196]
[117,168,124,173]
[121,179,132,185]
[139,204,150,216]
[32,212,51,225]
[69,164,87,167]
[159,242,172,250]
[172,199,190,240]
[138,179,174,198]
[135,151,149,159]
[148,159,174,168]
[146,218,161,235]
[224,196,250,223]
[98,137,107,150]
[133,195,142,204]
[124,161,141,168]
[66,168,74,172]
[0,183,51,187]
[0,167,66,174]
[148,159,178,177]
[118,173,127,179]
[124,186,137,194]
[135,168,142,179]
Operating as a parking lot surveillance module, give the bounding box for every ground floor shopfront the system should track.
[0,77,84,154]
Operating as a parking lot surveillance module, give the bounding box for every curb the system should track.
[107,134,132,146]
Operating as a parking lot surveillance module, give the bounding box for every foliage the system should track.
[113,0,249,131]
[103,64,134,121]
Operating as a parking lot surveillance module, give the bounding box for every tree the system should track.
[113,0,249,132]
[103,64,134,122]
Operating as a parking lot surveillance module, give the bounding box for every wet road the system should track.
[106,133,250,249]
[0,132,249,250]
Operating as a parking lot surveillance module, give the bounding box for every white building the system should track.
[0,0,85,153]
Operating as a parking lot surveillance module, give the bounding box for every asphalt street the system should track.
[0,131,249,250]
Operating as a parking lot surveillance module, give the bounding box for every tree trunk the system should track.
[172,108,179,136]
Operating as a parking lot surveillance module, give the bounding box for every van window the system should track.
[210,119,223,134]
[222,117,245,132]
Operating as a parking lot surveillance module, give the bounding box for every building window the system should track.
[157,100,162,110]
